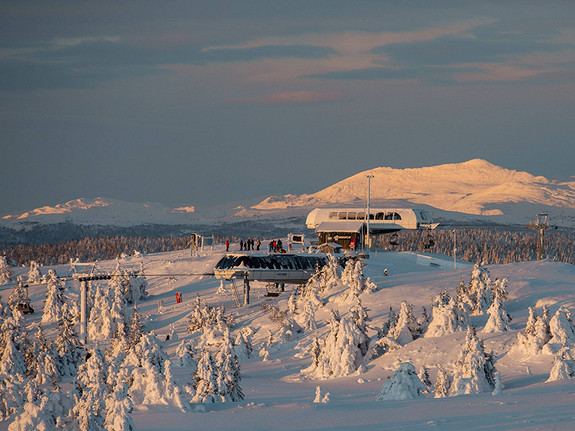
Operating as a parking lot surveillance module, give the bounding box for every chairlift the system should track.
[423,231,435,249]
[17,299,35,315]
[389,233,399,246]
[265,283,282,297]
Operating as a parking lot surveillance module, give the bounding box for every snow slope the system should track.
[3,244,575,430]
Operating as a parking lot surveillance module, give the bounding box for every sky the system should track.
[1,1,574,215]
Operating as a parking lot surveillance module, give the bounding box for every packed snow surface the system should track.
[2,243,575,430]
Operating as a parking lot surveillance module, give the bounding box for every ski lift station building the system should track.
[306,207,437,249]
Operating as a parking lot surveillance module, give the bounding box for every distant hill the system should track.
[2,160,574,236]
[0,197,204,229]
[251,159,575,226]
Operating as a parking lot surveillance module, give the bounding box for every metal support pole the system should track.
[243,273,250,306]
[453,229,457,270]
[538,228,544,260]
[366,174,374,253]
[80,280,87,343]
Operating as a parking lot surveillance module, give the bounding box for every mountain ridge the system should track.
[252,159,575,218]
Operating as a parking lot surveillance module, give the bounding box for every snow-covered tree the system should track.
[418,366,432,394]
[313,385,330,404]
[29,327,59,386]
[123,332,168,373]
[376,362,426,401]
[104,388,136,431]
[468,263,494,314]
[55,305,83,377]
[299,300,317,332]
[450,326,497,396]
[547,347,575,382]
[127,305,144,348]
[87,284,117,341]
[304,311,370,378]
[213,329,243,402]
[548,306,575,349]
[187,296,230,334]
[128,358,188,411]
[434,364,451,398]
[71,348,109,431]
[191,349,219,403]
[515,306,551,355]
[0,256,13,285]
[233,329,253,360]
[8,278,27,308]
[8,391,71,431]
[392,301,418,345]
[41,270,67,324]
[175,339,197,368]
[27,261,42,284]
[483,296,511,333]
[426,291,469,338]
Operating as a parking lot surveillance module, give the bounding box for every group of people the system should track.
[224,238,290,253]
[268,239,285,253]
[230,238,260,252]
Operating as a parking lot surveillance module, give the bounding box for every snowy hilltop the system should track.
[252,159,575,224]
[2,244,575,430]
[0,197,204,229]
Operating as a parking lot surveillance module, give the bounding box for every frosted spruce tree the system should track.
[547,306,575,350]
[392,301,419,345]
[7,278,27,309]
[450,326,497,396]
[0,256,12,285]
[72,348,109,431]
[0,328,29,421]
[127,305,144,348]
[191,349,219,403]
[128,357,188,411]
[55,305,83,377]
[87,284,116,341]
[425,292,469,338]
[233,329,253,360]
[468,263,494,314]
[376,362,426,401]
[29,327,59,386]
[175,339,197,367]
[304,311,370,378]
[41,270,67,324]
[27,261,42,284]
[547,347,575,382]
[8,391,71,431]
[213,329,244,402]
[515,306,551,355]
[483,296,511,333]
[434,364,451,398]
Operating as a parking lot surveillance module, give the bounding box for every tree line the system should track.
[377,227,575,265]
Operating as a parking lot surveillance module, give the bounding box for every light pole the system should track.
[366,175,374,253]
[453,229,457,269]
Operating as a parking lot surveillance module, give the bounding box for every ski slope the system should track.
[2,243,575,431]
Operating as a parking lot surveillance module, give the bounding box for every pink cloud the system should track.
[255,90,345,104]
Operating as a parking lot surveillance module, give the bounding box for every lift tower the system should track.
[527,213,549,261]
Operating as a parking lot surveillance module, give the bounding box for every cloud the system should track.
[0,37,335,92]
[243,90,345,105]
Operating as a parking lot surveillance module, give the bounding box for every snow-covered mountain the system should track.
[0,197,203,228]
[251,159,575,225]
[3,160,575,231]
